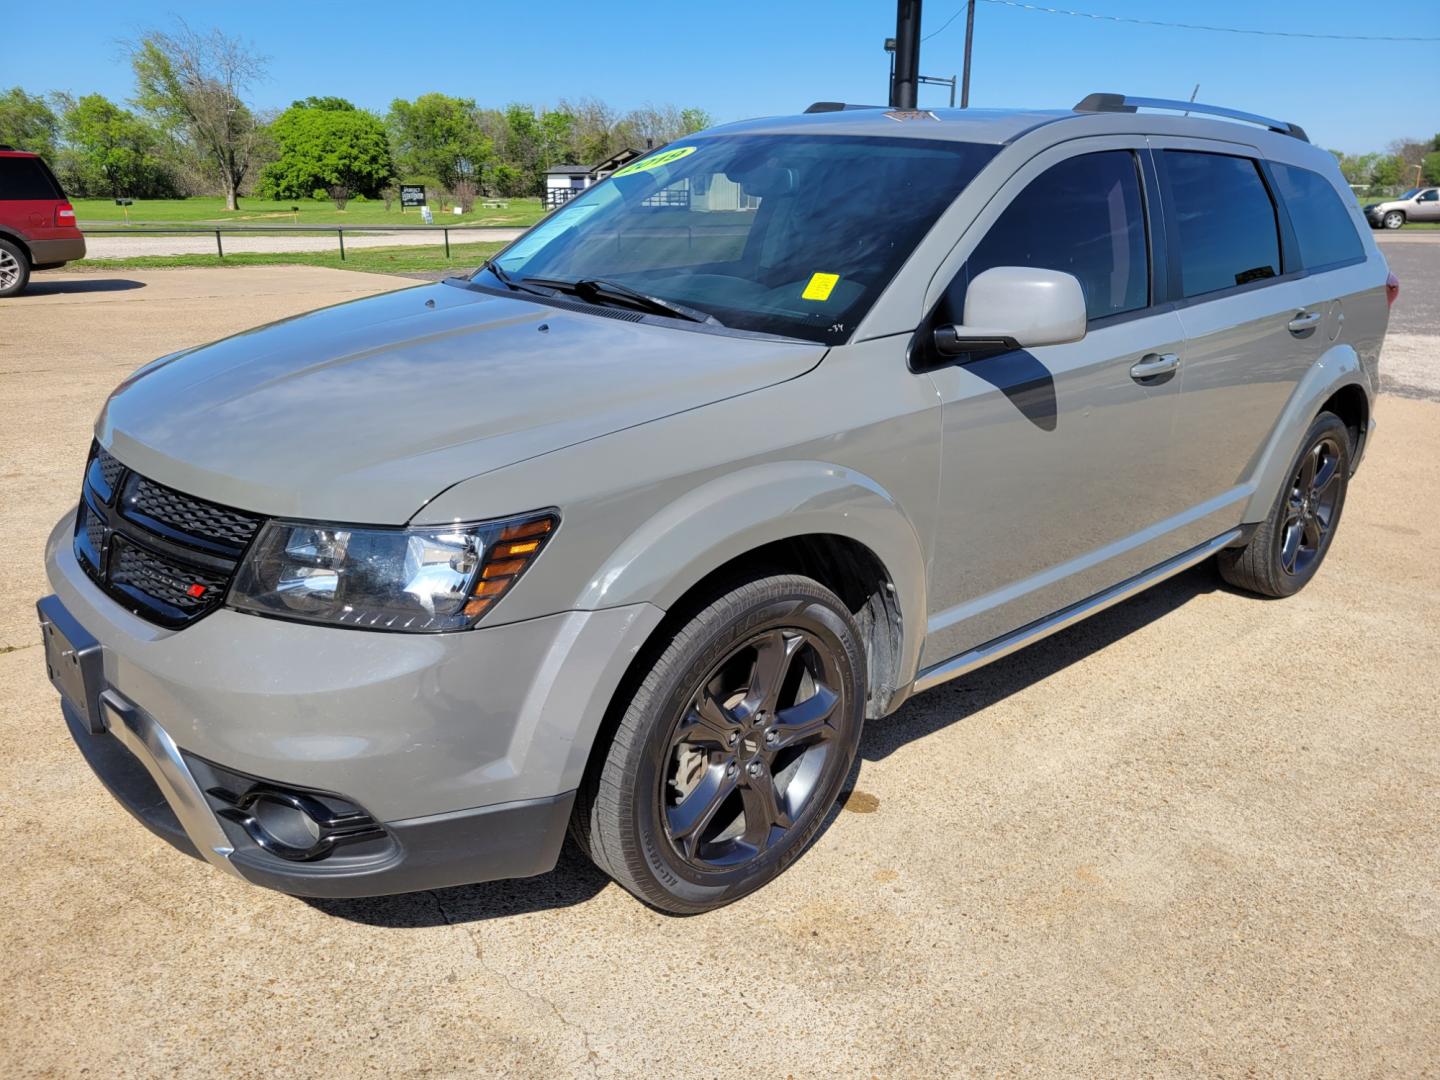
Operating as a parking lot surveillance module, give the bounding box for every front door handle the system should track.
[1130,352,1180,382]
[1287,311,1323,334]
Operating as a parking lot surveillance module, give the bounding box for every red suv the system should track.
[0,146,85,297]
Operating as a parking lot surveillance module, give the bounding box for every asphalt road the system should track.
[1,261,1436,1078]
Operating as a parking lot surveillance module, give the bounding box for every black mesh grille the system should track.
[96,447,124,492]
[110,540,228,615]
[73,442,266,628]
[126,475,262,549]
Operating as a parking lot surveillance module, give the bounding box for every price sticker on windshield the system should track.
[802,273,840,301]
[613,146,698,177]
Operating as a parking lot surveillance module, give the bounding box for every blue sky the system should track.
[8,1,1437,154]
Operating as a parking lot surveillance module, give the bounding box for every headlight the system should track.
[228,511,557,631]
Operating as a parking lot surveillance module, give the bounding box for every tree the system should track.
[57,93,174,197]
[131,21,267,210]
[1370,155,1405,190]
[0,87,59,156]
[256,98,394,202]
[387,93,491,190]
[1423,151,1440,186]
[492,104,573,196]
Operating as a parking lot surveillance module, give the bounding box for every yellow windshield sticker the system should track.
[802,272,840,301]
[613,145,698,177]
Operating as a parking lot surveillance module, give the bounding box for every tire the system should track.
[1218,411,1351,598]
[0,239,31,298]
[1382,210,1406,230]
[574,574,867,914]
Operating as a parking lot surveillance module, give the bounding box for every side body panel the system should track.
[917,135,1194,664]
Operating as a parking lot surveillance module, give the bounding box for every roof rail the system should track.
[1074,93,1309,142]
[803,102,885,114]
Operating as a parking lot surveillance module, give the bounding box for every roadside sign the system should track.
[400,185,426,208]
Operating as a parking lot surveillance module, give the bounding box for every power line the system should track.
[922,6,968,41]
[927,0,1440,43]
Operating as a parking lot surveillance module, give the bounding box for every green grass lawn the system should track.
[72,195,546,229]
[70,240,507,276]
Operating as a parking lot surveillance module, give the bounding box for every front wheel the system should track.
[1382,210,1406,230]
[574,574,867,913]
[1218,411,1351,598]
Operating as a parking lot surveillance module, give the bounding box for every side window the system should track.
[1269,163,1365,270]
[0,156,60,200]
[1161,150,1280,298]
[939,150,1149,325]
[1419,189,1439,203]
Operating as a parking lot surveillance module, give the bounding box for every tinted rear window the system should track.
[1162,150,1281,298]
[0,156,61,200]
[1270,163,1364,270]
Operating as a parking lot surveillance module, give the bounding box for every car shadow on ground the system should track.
[310,563,1221,927]
[860,562,1221,762]
[22,277,147,296]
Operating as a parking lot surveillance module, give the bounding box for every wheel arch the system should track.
[1242,343,1372,522]
[576,460,928,720]
[0,227,32,261]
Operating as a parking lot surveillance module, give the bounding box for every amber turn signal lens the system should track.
[463,511,557,622]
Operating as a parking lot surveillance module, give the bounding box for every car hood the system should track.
[99,281,825,523]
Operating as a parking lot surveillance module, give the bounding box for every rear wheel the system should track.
[0,239,30,298]
[574,574,866,913]
[1382,210,1406,230]
[1218,411,1351,598]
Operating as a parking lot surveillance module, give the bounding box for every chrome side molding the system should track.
[913,529,1242,694]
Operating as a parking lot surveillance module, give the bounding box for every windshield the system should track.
[473,134,998,343]
[1398,188,1421,200]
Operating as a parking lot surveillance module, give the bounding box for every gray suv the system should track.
[39,94,1394,913]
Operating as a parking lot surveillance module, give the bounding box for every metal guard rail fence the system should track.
[79,223,519,261]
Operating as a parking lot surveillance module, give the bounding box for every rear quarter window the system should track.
[1270,163,1365,270]
[0,156,61,200]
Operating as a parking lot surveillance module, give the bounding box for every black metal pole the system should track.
[215,229,223,258]
[891,0,922,109]
[338,228,345,260]
[961,0,976,108]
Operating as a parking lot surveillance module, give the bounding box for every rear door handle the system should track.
[1130,352,1179,382]
[1287,311,1323,334]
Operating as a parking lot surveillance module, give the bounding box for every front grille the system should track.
[74,443,265,628]
[126,475,262,550]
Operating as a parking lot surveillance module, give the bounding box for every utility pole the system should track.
[890,0,922,109]
[960,0,976,107]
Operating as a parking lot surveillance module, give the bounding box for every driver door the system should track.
[921,142,1199,666]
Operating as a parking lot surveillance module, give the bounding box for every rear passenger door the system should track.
[1153,142,1327,522]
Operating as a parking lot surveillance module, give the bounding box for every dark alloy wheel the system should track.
[574,574,866,914]
[1218,411,1351,598]
[662,627,843,870]
[1278,434,1343,578]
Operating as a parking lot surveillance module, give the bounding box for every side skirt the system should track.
[911,529,1241,695]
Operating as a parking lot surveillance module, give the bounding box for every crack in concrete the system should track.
[426,890,602,1076]
[0,642,40,655]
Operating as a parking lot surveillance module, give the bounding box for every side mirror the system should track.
[934,266,1087,357]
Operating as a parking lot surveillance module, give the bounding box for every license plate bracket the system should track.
[37,595,106,734]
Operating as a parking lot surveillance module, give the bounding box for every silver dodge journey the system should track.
[40,93,1395,912]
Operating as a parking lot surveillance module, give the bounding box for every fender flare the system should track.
[579,459,930,690]
[1242,342,1372,523]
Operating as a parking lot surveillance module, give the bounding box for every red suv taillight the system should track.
[55,202,77,228]
[1385,271,1400,308]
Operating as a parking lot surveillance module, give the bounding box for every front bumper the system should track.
[42,511,664,896]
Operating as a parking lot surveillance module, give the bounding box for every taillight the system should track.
[55,203,76,228]
[1385,271,1400,309]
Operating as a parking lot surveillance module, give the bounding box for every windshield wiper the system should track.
[482,260,558,299]
[520,276,722,326]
